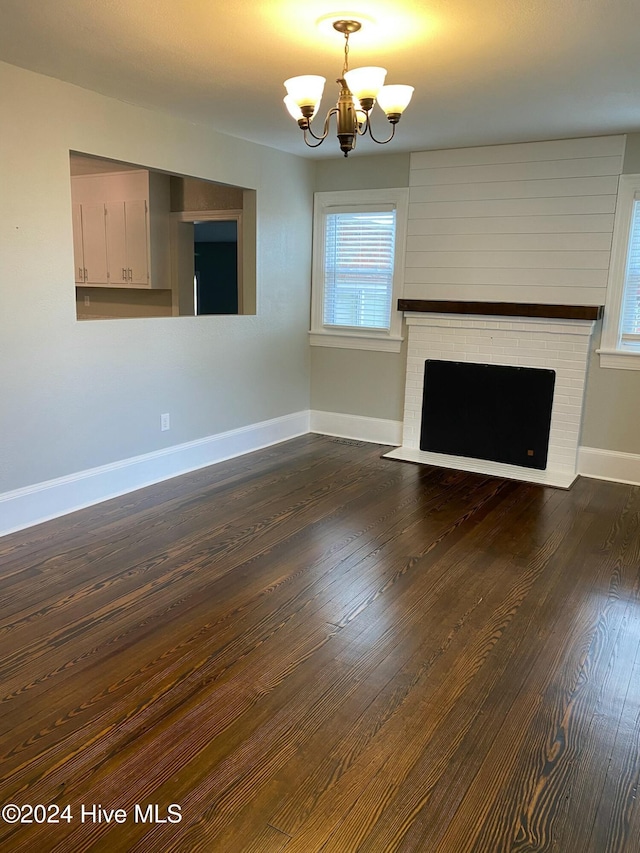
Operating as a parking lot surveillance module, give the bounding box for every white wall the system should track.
[0,60,314,498]
[405,136,625,305]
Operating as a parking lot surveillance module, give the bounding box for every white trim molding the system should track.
[310,411,403,446]
[309,331,403,352]
[597,349,640,370]
[578,446,640,486]
[310,187,409,353]
[0,411,310,538]
[599,172,640,369]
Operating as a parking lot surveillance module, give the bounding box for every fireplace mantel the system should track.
[397,299,603,322]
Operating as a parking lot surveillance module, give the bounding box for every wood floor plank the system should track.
[278,479,625,851]
[0,436,638,851]
[407,479,640,853]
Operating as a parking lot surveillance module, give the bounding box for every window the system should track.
[310,189,408,352]
[599,174,640,369]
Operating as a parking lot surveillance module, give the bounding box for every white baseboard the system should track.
[0,410,310,538]
[310,410,403,446]
[4,422,633,539]
[578,446,640,486]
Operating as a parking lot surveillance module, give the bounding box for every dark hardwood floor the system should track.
[0,434,639,852]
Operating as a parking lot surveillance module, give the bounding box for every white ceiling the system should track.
[1,0,639,159]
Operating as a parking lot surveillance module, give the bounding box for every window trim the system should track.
[599,173,640,369]
[310,188,408,353]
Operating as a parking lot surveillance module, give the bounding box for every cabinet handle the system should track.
[128,268,132,281]
[122,267,127,281]
[84,268,87,281]
[78,267,83,280]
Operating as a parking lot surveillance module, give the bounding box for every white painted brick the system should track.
[550,445,575,458]
[551,340,584,352]
[552,414,580,427]
[545,350,567,362]
[516,348,547,359]
[561,368,586,380]
[553,374,577,386]
[554,438,580,449]
[554,403,580,415]
[545,332,586,343]
[552,428,579,441]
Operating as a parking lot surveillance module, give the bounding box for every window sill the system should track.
[597,348,640,370]
[309,331,404,353]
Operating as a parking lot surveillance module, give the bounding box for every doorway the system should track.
[194,220,238,314]
[172,208,248,317]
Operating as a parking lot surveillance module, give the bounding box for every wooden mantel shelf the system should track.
[397,299,603,321]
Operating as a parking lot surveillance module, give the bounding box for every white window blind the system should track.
[323,209,396,330]
[621,198,640,346]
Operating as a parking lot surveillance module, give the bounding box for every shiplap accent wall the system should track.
[405,136,626,305]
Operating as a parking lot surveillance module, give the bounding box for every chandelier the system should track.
[283,19,414,157]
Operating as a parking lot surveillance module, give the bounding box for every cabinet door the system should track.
[125,200,149,285]
[81,204,109,285]
[105,202,128,285]
[72,203,85,283]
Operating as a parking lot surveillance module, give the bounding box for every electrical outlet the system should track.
[84,294,90,306]
[161,413,170,431]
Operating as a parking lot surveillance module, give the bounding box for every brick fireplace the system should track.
[384,301,602,488]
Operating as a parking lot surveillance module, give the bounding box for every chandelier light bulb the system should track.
[283,96,303,121]
[284,96,321,123]
[284,75,326,111]
[343,67,387,105]
[376,85,415,119]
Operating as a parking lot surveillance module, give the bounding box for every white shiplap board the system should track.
[405,136,625,305]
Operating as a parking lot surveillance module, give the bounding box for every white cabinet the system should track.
[73,202,110,284]
[71,171,169,289]
[105,200,149,285]
[72,203,85,284]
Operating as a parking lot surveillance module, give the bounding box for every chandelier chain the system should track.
[342,33,350,77]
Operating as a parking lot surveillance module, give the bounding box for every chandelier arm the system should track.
[301,131,328,149]
[365,116,397,145]
[304,108,337,142]
[355,112,369,136]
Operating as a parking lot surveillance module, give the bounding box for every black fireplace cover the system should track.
[420,360,556,470]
